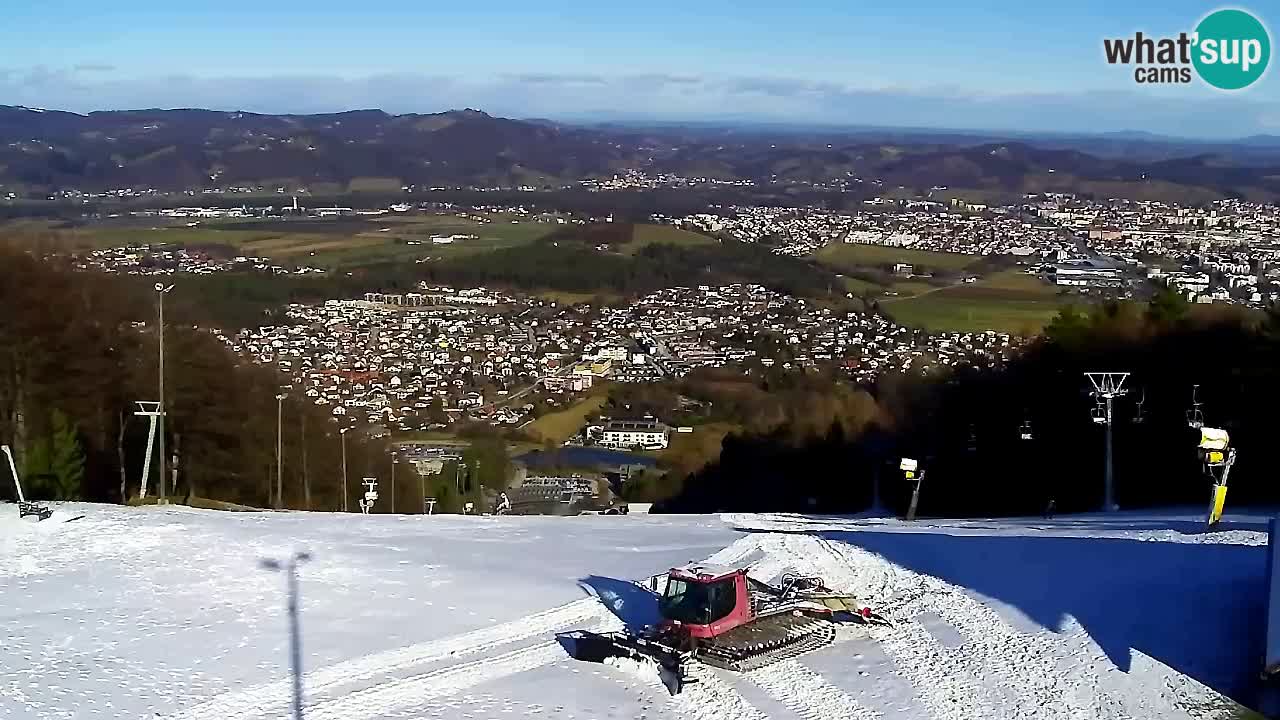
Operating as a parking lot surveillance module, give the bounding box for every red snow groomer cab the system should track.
[561,563,889,694]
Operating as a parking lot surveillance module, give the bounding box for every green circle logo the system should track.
[1192,9,1271,90]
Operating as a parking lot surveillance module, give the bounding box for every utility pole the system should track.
[1085,372,1129,513]
[154,283,174,502]
[260,552,311,720]
[339,427,349,513]
[275,391,288,510]
[390,457,397,514]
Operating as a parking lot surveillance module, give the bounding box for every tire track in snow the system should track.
[166,597,603,720]
[675,663,770,720]
[747,659,881,720]
[303,637,573,720]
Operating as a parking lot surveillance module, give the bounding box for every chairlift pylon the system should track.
[1187,385,1205,429]
[1020,418,1033,441]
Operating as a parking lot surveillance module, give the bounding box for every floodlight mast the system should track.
[1085,372,1129,512]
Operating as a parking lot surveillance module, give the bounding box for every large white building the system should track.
[601,419,669,450]
[1050,260,1123,287]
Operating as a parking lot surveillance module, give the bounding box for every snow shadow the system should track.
[578,575,662,631]
[815,529,1269,706]
[738,511,1270,537]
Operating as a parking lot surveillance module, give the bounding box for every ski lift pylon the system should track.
[1020,418,1033,440]
[1187,385,1205,429]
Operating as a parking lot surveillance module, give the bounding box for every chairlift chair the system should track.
[1090,403,1106,424]
[2,445,53,521]
[1132,390,1146,424]
[1186,385,1205,429]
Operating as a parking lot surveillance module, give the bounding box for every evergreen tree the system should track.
[462,436,510,509]
[20,436,53,499]
[49,410,85,500]
[1146,285,1190,327]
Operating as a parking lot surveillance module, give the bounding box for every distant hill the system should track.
[2,105,1279,202]
[0,106,636,192]
[1238,134,1280,147]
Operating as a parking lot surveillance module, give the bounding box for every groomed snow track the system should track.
[150,514,1253,720]
[4,505,1260,720]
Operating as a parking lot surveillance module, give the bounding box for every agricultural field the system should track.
[841,275,946,300]
[524,392,608,445]
[881,270,1068,334]
[620,223,719,255]
[531,290,621,306]
[815,242,980,272]
[7,213,559,269]
[0,220,283,251]
[883,280,939,297]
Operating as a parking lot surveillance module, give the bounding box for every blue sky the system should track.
[2,1,1276,137]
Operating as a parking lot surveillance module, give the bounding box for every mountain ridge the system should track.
[1,105,1278,201]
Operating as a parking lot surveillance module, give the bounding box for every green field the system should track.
[816,243,980,272]
[14,213,557,269]
[532,290,623,306]
[308,228,548,268]
[346,177,403,193]
[883,271,1067,334]
[525,393,608,444]
[840,276,883,294]
[841,275,944,300]
[621,224,719,255]
[14,223,284,251]
[884,280,938,297]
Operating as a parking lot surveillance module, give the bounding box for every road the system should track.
[485,362,578,411]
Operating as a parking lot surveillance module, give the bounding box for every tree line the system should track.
[657,290,1280,516]
[0,248,410,511]
[417,228,847,303]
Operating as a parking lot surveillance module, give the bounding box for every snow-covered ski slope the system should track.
[0,504,1271,719]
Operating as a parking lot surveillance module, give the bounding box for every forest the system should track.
[657,290,1280,517]
[418,231,847,302]
[0,248,406,511]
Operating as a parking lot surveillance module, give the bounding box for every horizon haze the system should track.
[2,0,1276,139]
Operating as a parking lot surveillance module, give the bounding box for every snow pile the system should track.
[603,655,663,685]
